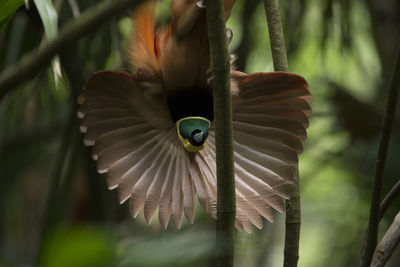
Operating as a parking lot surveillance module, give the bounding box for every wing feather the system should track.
[233,121,303,153]
[171,148,184,229]
[236,206,253,233]
[235,178,275,222]
[194,153,217,218]
[116,138,165,204]
[188,155,210,213]
[236,191,263,229]
[159,146,177,229]
[206,137,286,213]
[233,113,307,140]
[92,123,154,156]
[143,143,174,224]
[96,129,159,173]
[130,141,170,217]
[235,107,309,128]
[83,117,145,142]
[81,109,139,128]
[182,155,195,224]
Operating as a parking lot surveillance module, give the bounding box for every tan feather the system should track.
[83,117,144,143]
[159,146,178,229]
[235,178,275,222]
[194,153,217,219]
[116,138,165,204]
[236,206,253,233]
[142,143,174,224]
[92,123,154,157]
[182,154,195,224]
[235,106,310,128]
[81,109,139,128]
[206,137,285,214]
[188,155,210,213]
[96,129,159,173]
[232,113,307,141]
[130,141,170,217]
[232,131,299,164]
[171,148,184,229]
[236,191,263,229]
[233,121,303,153]
[239,97,312,117]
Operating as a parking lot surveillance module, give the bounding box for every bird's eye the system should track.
[191,130,204,143]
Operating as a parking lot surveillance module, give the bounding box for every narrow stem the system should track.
[371,212,400,267]
[360,44,400,267]
[205,1,235,266]
[379,178,400,220]
[263,1,300,266]
[0,0,146,98]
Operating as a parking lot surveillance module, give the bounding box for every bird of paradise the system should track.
[78,0,312,233]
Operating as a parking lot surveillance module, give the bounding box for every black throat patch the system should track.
[167,89,214,122]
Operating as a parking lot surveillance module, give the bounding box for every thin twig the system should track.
[360,44,400,267]
[371,211,400,267]
[379,178,400,220]
[205,1,236,266]
[263,1,301,267]
[0,0,146,98]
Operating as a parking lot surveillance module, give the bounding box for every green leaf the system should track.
[33,0,62,85]
[33,0,58,40]
[0,0,24,33]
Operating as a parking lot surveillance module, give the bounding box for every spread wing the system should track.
[78,71,219,229]
[231,71,312,231]
[78,70,311,232]
[195,71,312,232]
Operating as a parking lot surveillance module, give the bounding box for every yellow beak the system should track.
[180,138,206,152]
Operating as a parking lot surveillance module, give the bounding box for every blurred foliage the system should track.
[0,0,400,266]
[40,226,116,267]
[0,0,24,33]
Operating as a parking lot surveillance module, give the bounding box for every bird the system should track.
[77,0,312,233]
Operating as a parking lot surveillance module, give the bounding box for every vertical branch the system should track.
[205,1,236,266]
[263,1,300,267]
[360,45,400,267]
[263,0,288,72]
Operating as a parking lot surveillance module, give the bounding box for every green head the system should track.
[176,117,210,152]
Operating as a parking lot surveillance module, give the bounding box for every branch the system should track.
[379,179,400,220]
[263,0,288,72]
[205,1,235,266]
[263,1,300,266]
[371,212,400,267]
[360,44,400,267]
[0,0,146,99]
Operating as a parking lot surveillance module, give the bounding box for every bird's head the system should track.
[176,117,210,152]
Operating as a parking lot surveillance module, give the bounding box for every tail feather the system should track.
[129,2,160,74]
